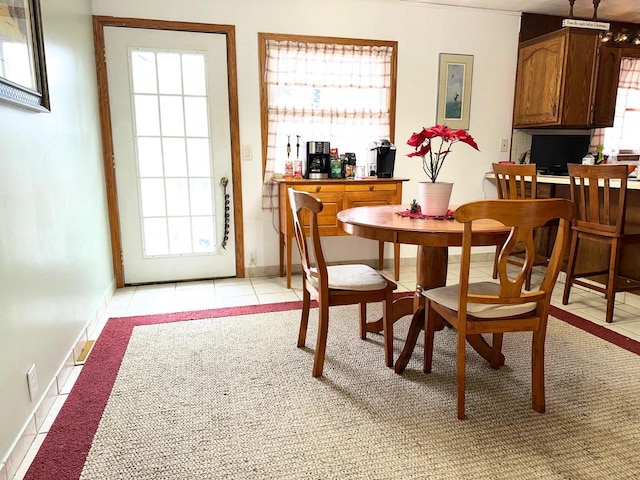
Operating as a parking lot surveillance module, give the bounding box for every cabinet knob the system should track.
[369,185,374,191]
[316,186,321,192]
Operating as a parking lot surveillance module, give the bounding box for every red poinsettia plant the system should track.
[407,124,479,183]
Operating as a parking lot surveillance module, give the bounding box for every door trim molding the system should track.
[93,16,245,287]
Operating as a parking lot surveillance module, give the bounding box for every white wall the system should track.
[92,0,521,267]
[1,0,521,465]
[0,0,113,466]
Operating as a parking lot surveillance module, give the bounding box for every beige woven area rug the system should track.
[75,305,639,479]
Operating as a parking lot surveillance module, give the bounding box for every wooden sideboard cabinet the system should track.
[275,177,408,288]
[513,27,601,128]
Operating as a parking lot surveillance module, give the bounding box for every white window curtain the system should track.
[591,57,640,152]
[262,40,393,210]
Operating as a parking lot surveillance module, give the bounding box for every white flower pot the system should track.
[418,181,453,217]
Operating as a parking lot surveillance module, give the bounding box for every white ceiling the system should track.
[400,0,640,25]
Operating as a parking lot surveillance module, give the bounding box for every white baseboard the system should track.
[4,279,116,480]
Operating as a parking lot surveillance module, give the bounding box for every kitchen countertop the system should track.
[485,172,640,189]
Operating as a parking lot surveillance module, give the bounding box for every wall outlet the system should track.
[500,138,509,152]
[26,364,38,401]
[249,251,257,266]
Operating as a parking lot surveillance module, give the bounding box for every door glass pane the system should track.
[131,51,157,94]
[143,218,168,256]
[159,96,185,136]
[162,138,187,177]
[192,216,214,252]
[165,178,190,216]
[168,217,191,254]
[187,138,211,176]
[137,138,163,177]
[140,179,166,216]
[130,49,217,257]
[157,53,182,94]
[183,54,206,95]
[190,179,213,215]
[184,97,208,137]
[134,95,160,136]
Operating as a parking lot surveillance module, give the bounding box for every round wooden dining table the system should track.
[337,204,510,373]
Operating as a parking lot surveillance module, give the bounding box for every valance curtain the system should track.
[590,57,640,151]
[262,40,393,210]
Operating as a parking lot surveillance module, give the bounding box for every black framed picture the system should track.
[0,0,50,111]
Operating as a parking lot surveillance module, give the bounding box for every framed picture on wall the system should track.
[436,53,473,130]
[0,0,50,111]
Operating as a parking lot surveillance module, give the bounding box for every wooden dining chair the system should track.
[288,188,397,377]
[422,198,575,419]
[492,162,550,290]
[562,164,640,323]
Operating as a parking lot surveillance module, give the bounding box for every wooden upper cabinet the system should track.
[513,28,601,128]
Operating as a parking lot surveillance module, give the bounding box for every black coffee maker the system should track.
[372,140,396,178]
[305,141,331,179]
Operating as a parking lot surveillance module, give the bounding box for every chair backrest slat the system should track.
[492,163,537,200]
[567,164,628,235]
[288,188,328,285]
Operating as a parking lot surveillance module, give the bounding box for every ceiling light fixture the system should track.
[593,0,601,20]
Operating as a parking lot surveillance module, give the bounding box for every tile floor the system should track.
[10,260,640,479]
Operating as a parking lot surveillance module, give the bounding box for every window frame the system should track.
[601,50,640,156]
[257,32,398,175]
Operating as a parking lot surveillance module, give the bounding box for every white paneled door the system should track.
[104,27,235,284]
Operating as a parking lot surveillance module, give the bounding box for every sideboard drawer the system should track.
[293,184,345,194]
[345,183,397,192]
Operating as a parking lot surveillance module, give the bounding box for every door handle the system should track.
[220,177,230,250]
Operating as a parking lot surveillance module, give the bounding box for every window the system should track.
[258,33,398,208]
[604,86,640,152]
[593,57,640,156]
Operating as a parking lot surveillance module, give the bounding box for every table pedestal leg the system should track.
[395,245,447,371]
[394,245,505,373]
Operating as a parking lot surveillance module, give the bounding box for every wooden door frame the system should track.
[93,16,245,287]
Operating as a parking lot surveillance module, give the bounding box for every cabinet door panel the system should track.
[592,46,622,127]
[514,35,566,126]
[301,193,344,236]
[562,33,598,126]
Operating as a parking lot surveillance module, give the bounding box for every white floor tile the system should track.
[59,366,82,395]
[11,433,46,480]
[39,396,68,433]
[215,284,256,297]
[257,291,300,304]
[215,295,259,307]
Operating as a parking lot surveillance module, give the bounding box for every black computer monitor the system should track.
[530,134,591,175]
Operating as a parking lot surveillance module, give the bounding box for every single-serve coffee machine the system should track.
[305,141,331,179]
[372,140,396,178]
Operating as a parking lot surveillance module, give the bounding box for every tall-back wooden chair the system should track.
[288,188,397,377]
[492,163,549,290]
[562,164,640,323]
[422,198,574,419]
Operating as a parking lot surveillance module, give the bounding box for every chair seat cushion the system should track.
[309,264,389,291]
[423,281,537,319]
